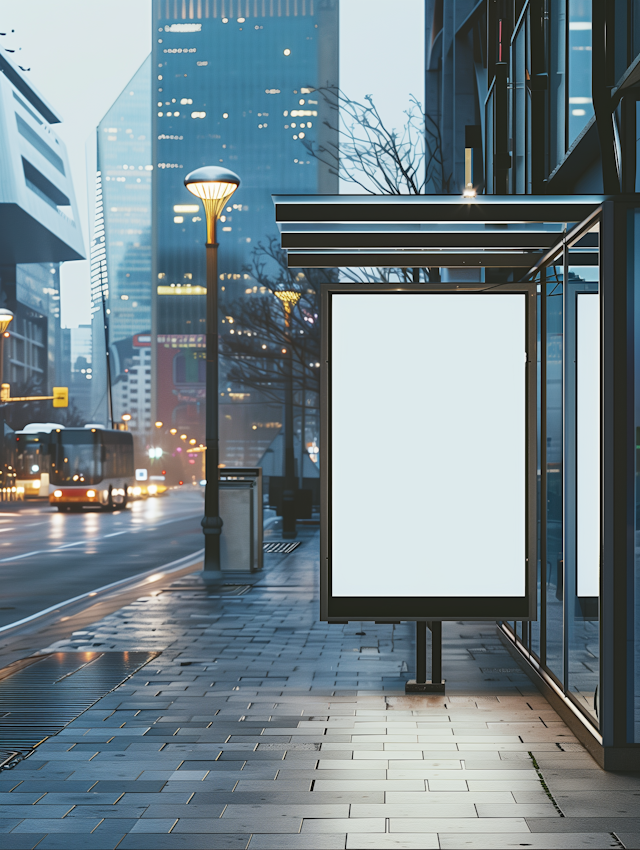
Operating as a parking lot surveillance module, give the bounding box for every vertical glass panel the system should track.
[486,88,494,192]
[565,251,599,724]
[549,0,566,169]
[531,284,542,657]
[568,0,593,146]
[513,20,526,194]
[546,268,564,680]
[631,209,640,741]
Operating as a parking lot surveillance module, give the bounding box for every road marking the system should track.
[0,549,204,634]
[0,509,203,563]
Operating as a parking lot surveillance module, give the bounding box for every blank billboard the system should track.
[322,288,535,621]
[576,293,600,598]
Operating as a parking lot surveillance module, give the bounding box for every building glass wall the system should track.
[631,208,640,742]
[567,0,592,146]
[15,262,63,388]
[91,57,152,432]
[152,0,337,462]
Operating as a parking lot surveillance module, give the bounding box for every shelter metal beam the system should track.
[274,194,606,224]
[285,251,597,269]
[282,232,566,251]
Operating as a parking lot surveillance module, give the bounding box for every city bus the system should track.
[49,426,134,511]
[13,423,64,498]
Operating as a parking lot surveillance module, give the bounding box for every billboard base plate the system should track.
[405,679,446,694]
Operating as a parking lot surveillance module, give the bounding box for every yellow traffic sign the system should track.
[52,387,68,408]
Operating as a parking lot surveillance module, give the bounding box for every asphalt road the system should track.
[0,488,204,629]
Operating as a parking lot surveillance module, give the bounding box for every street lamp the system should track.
[273,289,301,539]
[184,165,240,578]
[155,421,163,429]
[0,309,14,383]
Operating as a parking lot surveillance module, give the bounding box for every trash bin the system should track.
[219,468,263,572]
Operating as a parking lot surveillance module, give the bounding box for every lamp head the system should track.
[121,413,132,422]
[0,309,14,335]
[155,420,163,428]
[184,166,240,228]
[273,289,302,307]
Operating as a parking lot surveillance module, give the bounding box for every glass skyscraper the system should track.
[151,0,338,462]
[90,57,152,430]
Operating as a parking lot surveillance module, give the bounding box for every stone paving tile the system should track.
[119,836,251,849]
[10,817,103,832]
[345,837,439,849]
[35,837,126,850]
[301,817,384,833]
[248,836,347,849]
[1,527,639,849]
[438,834,622,849]
[617,835,640,850]
[0,836,47,850]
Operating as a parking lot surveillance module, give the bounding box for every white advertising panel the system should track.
[577,293,600,598]
[324,289,533,620]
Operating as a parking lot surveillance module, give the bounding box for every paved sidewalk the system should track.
[0,527,639,849]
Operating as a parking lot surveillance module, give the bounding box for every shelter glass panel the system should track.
[565,247,599,724]
[532,283,542,657]
[546,265,564,681]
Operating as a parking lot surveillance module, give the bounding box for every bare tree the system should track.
[220,237,334,404]
[301,87,450,283]
[303,88,449,196]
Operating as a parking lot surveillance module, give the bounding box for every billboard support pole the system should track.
[405,620,445,694]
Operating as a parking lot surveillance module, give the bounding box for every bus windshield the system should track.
[15,438,45,480]
[50,429,134,485]
[51,431,100,485]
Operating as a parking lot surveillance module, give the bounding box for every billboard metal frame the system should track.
[320,282,538,623]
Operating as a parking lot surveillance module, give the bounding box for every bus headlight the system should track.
[87,490,96,498]
[132,486,142,496]
[147,484,158,495]
[32,480,41,488]
[53,490,62,498]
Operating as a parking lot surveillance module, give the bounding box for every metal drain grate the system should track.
[216,584,251,595]
[263,541,301,554]
[0,651,157,762]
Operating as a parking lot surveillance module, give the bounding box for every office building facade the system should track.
[0,54,83,393]
[151,0,338,462]
[90,57,152,432]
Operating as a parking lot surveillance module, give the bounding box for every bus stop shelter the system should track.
[273,192,640,770]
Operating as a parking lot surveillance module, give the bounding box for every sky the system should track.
[0,0,152,327]
[0,0,424,327]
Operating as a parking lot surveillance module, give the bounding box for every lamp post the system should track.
[273,289,301,539]
[184,165,240,579]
